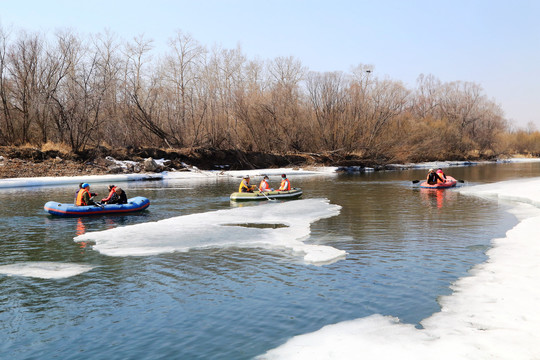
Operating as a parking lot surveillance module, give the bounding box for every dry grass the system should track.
[41,142,72,154]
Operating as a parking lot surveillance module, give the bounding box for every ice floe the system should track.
[74,198,346,265]
[0,261,94,279]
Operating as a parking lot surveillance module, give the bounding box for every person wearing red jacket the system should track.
[101,184,117,204]
[107,187,128,205]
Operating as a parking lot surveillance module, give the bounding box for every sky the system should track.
[1,0,539,129]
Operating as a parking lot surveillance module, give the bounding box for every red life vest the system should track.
[259,179,271,192]
[436,170,446,183]
[101,186,117,202]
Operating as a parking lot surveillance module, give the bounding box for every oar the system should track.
[257,187,276,201]
[412,179,465,184]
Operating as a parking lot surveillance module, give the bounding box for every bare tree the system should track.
[412,73,442,119]
[6,30,43,144]
[89,30,123,146]
[306,71,347,151]
[163,30,206,147]
[0,25,515,162]
[0,25,14,144]
[123,34,173,147]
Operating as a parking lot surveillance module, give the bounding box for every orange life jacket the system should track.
[279,178,290,191]
[259,179,271,192]
[76,188,90,206]
[436,170,446,183]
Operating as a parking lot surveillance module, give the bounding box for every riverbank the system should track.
[0,145,511,179]
[0,146,338,179]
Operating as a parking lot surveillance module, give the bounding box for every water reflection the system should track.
[76,218,86,236]
[419,188,458,209]
[45,214,138,239]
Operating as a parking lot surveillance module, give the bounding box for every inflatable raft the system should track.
[44,196,150,217]
[230,188,303,201]
[420,175,458,189]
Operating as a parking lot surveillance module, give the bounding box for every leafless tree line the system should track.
[0,27,510,161]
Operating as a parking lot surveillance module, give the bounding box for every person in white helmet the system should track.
[238,175,256,193]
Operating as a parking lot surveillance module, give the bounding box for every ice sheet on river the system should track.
[0,262,94,279]
[74,198,345,265]
[259,178,540,359]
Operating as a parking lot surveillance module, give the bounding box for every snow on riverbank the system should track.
[258,178,540,360]
[0,165,338,189]
[2,156,539,190]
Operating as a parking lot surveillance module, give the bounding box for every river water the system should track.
[1,161,539,359]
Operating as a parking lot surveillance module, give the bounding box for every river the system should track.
[1,161,539,359]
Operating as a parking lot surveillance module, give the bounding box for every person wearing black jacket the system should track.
[426,169,444,185]
[107,187,128,205]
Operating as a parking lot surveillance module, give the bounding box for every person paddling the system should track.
[258,175,273,192]
[75,183,99,206]
[426,169,444,185]
[74,182,97,204]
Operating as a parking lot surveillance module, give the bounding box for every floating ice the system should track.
[0,261,94,279]
[259,178,540,359]
[459,177,540,208]
[75,198,346,265]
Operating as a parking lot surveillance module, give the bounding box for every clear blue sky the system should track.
[1,0,539,128]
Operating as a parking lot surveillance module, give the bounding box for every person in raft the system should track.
[75,183,99,206]
[74,182,97,204]
[426,169,444,185]
[277,174,291,191]
[436,168,447,182]
[239,175,257,193]
[101,184,117,204]
[258,175,273,192]
[107,187,128,204]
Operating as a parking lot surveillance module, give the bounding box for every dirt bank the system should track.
[0,146,386,179]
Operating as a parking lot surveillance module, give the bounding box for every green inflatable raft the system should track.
[230,188,303,201]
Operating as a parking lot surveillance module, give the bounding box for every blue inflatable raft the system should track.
[44,196,150,217]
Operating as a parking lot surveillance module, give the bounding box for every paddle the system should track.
[412,179,465,184]
[256,186,276,201]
